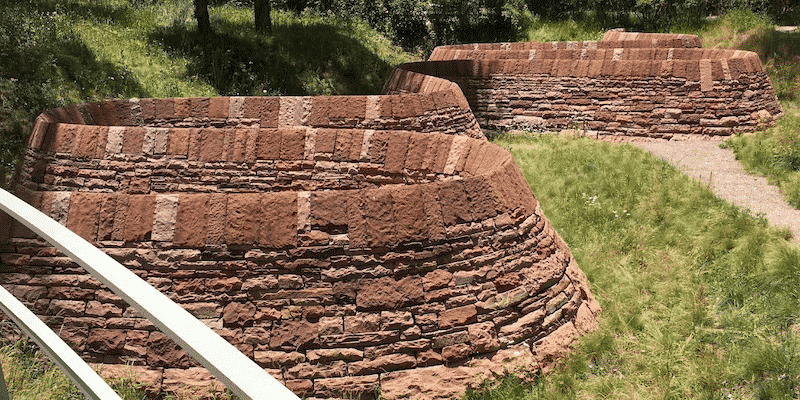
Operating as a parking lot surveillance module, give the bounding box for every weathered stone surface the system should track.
[162,367,226,399]
[438,305,477,329]
[270,320,318,350]
[532,321,580,372]
[315,375,380,399]
[2,32,693,400]
[356,276,423,311]
[222,302,256,326]
[147,331,190,368]
[87,328,126,353]
[95,363,163,390]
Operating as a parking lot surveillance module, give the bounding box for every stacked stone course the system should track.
[1,78,599,398]
[385,33,783,139]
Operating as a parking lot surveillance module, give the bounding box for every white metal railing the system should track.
[0,187,300,400]
[0,283,123,400]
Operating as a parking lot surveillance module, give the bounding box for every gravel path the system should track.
[630,140,800,244]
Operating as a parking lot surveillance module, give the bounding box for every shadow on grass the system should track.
[18,0,138,25]
[148,16,396,96]
[0,2,148,187]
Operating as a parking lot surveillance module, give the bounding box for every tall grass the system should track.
[468,133,800,399]
[0,336,158,399]
[523,15,605,43]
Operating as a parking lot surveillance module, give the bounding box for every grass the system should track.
[0,336,158,399]
[0,0,415,186]
[467,10,800,399]
[697,9,800,209]
[523,15,605,43]
[470,132,800,399]
[148,5,414,96]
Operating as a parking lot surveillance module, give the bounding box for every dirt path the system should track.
[630,140,800,244]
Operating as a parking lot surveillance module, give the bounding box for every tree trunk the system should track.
[194,0,212,35]
[255,0,272,33]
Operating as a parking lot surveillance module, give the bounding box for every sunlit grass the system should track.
[523,16,605,43]
[466,133,800,399]
[0,336,160,399]
[701,10,800,209]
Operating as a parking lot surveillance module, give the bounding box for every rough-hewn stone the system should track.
[31,30,778,400]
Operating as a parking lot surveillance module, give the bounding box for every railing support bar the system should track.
[0,187,299,400]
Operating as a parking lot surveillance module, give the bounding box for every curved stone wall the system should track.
[26,85,484,141]
[1,96,599,398]
[388,38,782,139]
[5,28,779,398]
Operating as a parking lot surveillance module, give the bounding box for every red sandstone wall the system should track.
[429,37,702,56]
[392,42,783,139]
[9,29,760,398]
[1,95,599,398]
[601,30,702,47]
[29,91,484,143]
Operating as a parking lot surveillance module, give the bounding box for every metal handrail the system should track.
[0,187,300,400]
[0,284,123,400]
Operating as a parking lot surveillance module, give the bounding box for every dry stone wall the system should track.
[385,35,782,139]
[6,28,773,398]
[1,85,599,398]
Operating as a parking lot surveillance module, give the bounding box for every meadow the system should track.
[1,1,799,399]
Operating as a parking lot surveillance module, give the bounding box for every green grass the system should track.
[467,11,800,399]
[0,336,157,399]
[698,10,800,209]
[148,5,414,97]
[522,16,605,43]
[0,0,415,186]
[467,132,800,399]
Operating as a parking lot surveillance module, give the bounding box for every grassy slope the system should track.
[0,0,414,186]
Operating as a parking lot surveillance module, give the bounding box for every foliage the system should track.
[0,337,85,400]
[0,1,150,187]
[523,16,605,43]
[0,0,413,186]
[0,336,173,399]
[270,0,534,54]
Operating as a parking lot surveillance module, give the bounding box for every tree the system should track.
[194,0,211,35]
[254,0,272,33]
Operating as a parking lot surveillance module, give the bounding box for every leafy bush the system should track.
[270,0,532,54]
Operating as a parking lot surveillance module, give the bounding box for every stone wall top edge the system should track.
[400,56,766,80]
[30,122,495,166]
[428,48,758,62]
[7,149,526,248]
[33,87,472,128]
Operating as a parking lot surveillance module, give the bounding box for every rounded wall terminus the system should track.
[0,93,599,399]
